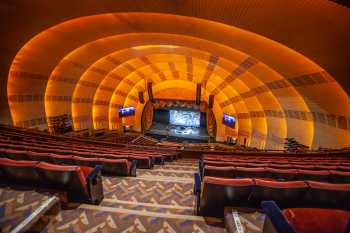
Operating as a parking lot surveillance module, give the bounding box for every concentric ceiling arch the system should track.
[7,12,350,149]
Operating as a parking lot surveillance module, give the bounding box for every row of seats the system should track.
[0,142,154,169]
[197,176,350,218]
[0,129,179,165]
[0,158,104,204]
[202,165,350,183]
[203,153,350,163]
[0,148,136,176]
[200,160,350,177]
[202,156,350,167]
[202,154,350,162]
[0,137,169,163]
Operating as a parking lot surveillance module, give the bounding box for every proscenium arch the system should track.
[124,79,240,143]
[8,12,350,149]
[106,60,270,149]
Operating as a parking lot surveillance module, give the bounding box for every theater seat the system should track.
[235,167,266,179]
[266,168,298,181]
[253,179,307,208]
[262,201,350,233]
[50,154,75,165]
[199,177,254,217]
[129,155,152,169]
[306,181,350,209]
[100,158,134,176]
[0,158,41,184]
[296,170,330,182]
[3,148,28,160]
[330,170,350,184]
[36,162,103,203]
[27,151,53,163]
[203,165,235,178]
[73,156,101,167]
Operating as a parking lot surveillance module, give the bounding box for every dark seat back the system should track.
[253,179,307,208]
[330,170,350,184]
[266,168,298,181]
[0,158,41,184]
[100,158,130,176]
[297,169,330,182]
[235,167,266,179]
[200,177,254,217]
[36,162,89,202]
[306,181,350,209]
[203,165,235,178]
[73,156,101,167]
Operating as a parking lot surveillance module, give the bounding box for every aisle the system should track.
[43,159,226,233]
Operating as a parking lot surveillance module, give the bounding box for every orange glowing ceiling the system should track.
[6,12,350,149]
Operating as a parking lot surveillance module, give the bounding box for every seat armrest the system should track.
[194,172,201,194]
[261,201,296,233]
[195,188,201,216]
[199,160,203,178]
[130,160,137,177]
[86,165,104,204]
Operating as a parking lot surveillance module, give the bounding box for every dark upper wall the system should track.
[1,0,350,125]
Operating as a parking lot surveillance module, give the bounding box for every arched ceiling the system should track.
[2,2,350,149]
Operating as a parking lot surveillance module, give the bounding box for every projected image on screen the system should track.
[169,110,200,127]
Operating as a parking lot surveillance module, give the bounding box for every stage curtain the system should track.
[141,101,154,132]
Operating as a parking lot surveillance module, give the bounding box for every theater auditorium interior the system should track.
[1,1,350,232]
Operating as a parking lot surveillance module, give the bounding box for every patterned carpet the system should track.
[0,187,53,233]
[43,159,227,233]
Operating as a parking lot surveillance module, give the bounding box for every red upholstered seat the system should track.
[269,163,292,169]
[203,165,235,178]
[27,151,52,162]
[73,156,100,167]
[3,148,28,160]
[293,164,315,170]
[50,154,75,164]
[338,166,350,172]
[235,167,266,178]
[100,158,131,176]
[129,155,152,168]
[283,208,350,233]
[252,179,307,207]
[314,165,337,170]
[203,160,234,167]
[330,170,350,183]
[80,166,94,179]
[36,162,87,186]
[297,169,330,182]
[204,176,254,186]
[306,181,350,209]
[200,177,255,217]
[0,158,41,183]
[266,168,298,181]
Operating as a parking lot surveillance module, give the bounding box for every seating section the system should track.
[0,125,179,175]
[198,176,350,217]
[199,153,350,183]
[261,201,350,233]
[0,158,104,204]
[197,153,350,217]
[131,135,159,146]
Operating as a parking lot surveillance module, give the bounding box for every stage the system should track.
[145,122,210,143]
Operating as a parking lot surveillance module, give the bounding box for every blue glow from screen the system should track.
[223,114,236,128]
[118,107,135,117]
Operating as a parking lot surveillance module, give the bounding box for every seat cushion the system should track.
[283,208,350,233]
